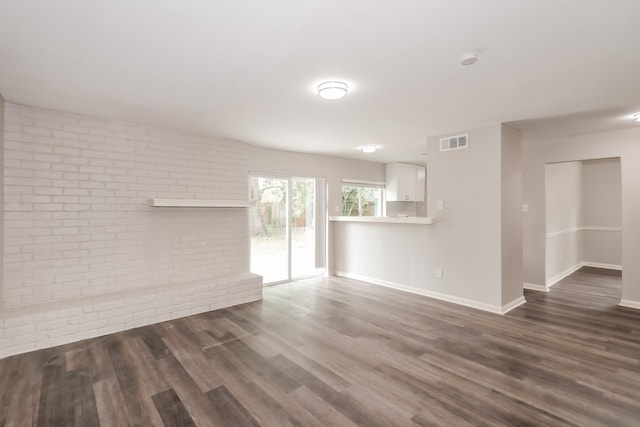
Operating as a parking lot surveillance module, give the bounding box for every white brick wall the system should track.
[1,103,262,358]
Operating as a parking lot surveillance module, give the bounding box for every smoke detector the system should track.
[461,53,478,66]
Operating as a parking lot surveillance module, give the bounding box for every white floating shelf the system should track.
[150,199,253,208]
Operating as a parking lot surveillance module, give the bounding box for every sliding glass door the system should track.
[291,177,317,278]
[249,177,288,283]
[249,175,324,285]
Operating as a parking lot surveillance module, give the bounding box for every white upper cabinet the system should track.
[386,163,425,202]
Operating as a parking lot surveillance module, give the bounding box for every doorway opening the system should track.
[249,175,326,285]
[544,157,622,298]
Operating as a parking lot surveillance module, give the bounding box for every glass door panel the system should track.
[291,178,317,278]
[249,176,288,284]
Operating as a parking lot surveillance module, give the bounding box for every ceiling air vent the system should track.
[440,134,469,152]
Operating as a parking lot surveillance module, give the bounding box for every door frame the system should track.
[248,173,326,286]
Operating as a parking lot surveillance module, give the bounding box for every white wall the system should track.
[546,162,583,235]
[426,125,504,307]
[1,103,262,357]
[331,221,432,292]
[582,158,621,267]
[545,161,583,284]
[522,127,640,306]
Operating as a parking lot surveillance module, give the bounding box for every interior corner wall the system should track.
[500,125,523,306]
[522,126,640,304]
[1,103,262,358]
[544,161,583,285]
[331,125,507,312]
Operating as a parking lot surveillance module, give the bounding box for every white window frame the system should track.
[341,179,386,217]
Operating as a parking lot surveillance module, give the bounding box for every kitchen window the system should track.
[341,182,384,217]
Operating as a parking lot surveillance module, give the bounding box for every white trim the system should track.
[582,261,622,271]
[523,282,549,292]
[249,171,318,181]
[546,226,621,238]
[502,296,527,314]
[546,227,581,238]
[329,216,435,225]
[150,198,252,208]
[342,178,386,187]
[582,226,622,232]
[619,300,640,310]
[546,261,623,287]
[334,271,510,315]
[546,262,583,287]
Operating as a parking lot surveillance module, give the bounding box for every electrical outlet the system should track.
[435,268,443,278]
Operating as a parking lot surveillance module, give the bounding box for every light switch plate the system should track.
[522,204,529,213]
[436,200,444,210]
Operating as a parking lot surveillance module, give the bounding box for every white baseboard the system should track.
[334,271,522,315]
[619,300,640,310]
[545,261,622,289]
[546,262,583,287]
[523,282,548,292]
[501,296,527,314]
[582,261,622,271]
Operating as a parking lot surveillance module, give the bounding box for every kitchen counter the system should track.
[329,216,436,225]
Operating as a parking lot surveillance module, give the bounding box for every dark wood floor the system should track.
[1,267,639,426]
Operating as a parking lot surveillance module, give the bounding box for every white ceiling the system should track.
[1,0,640,163]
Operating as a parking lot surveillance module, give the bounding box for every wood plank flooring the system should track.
[1,267,639,426]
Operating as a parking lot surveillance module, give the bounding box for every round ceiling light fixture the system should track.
[633,112,640,122]
[317,81,348,100]
[461,52,478,66]
[360,144,379,153]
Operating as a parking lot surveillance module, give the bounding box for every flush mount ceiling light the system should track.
[360,144,379,153]
[317,81,348,100]
[633,113,640,122]
[461,52,478,66]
